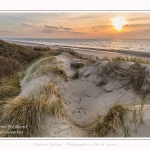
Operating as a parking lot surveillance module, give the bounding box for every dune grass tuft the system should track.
[112,56,128,63]
[112,56,150,65]
[30,57,56,74]
[33,47,61,56]
[50,66,67,78]
[23,56,67,83]
[46,49,61,56]
[0,74,20,100]
[91,104,130,137]
[126,64,146,93]
[0,81,65,137]
[84,59,96,65]
[44,83,60,97]
[19,56,56,80]
[0,94,64,137]
[33,47,50,51]
[25,65,67,84]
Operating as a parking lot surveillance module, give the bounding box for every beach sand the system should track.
[5,40,150,59]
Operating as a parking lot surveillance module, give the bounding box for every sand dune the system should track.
[13,51,150,137]
[1,40,150,137]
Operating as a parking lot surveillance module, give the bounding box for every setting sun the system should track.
[112,17,125,31]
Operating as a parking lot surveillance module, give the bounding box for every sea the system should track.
[2,38,150,52]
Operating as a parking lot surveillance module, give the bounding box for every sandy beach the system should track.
[5,40,150,59]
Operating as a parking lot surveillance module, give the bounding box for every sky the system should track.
[0,12,150,39]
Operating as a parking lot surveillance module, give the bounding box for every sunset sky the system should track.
[0,12,150,39]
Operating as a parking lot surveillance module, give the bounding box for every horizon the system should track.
[2,37,150,40]
[1,12,150,39]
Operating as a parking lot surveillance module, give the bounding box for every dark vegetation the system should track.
[33,46,50,51]
[0,40,42,77]
[0,40,63,137]
[0,40,61,103]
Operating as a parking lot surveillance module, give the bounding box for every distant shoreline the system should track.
[4,39,150,59]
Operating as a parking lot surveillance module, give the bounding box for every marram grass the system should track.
[25,65,67,84]
[90,104,131,137]
[0,82,64,137]
[0,74,20,99]
[0,95,64,137]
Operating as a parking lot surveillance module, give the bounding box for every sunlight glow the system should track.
[112,17,125,31]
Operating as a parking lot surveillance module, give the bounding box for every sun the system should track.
[112,17,125,31]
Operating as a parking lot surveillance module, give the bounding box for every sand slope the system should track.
[18,52,150,137]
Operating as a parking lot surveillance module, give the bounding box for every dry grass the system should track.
[91,104,131,137]
[0,86,20,100]
[112,56,150,65]
[0,56,20,77]
[19,57,57,80]
[0,75,20,100]
[0,74,21,121]
[0,81,65,137]
[25,65,67,84]
[94,57,147,93]
[70,56,147,93]
[50,66,67,78]
[0,40,61,80]
[0,40,42,64]
[33,47,50,51]
[0,41,65,137]
[33,47,61,56]
[21,56,67,84]
[0,95,64,137]
[29,57,56,74]
[126,64,146,93]
[100,56,111,61]
[45,49,61,56]
[44,83,60,97]
[131,94,147,126]
[0,40,44,101]
[84,59,96,65]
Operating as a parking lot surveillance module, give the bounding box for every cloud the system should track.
[58,26,72,31]
[127,24,150,27]
[61,27,72,31]
[63,28,72,31]
[71,31,86,34]
[43,25,72,33]
[22,23,33,27]
[42,29,55,33]
[43,25,59,33]
[43,25,83,34]
[42,30,86,35]
[91,25,110,29]
[44,25,59,30]
[128,17,150,22]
